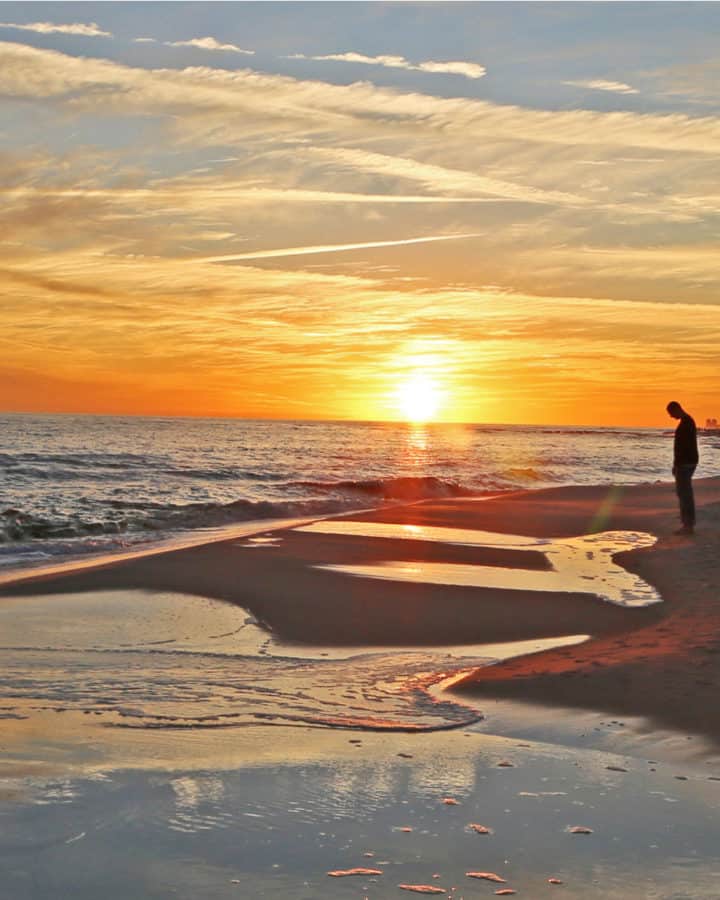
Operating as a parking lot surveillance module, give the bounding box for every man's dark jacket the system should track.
[674,414,699,466]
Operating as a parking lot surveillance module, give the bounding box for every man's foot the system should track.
[674,525,695,535]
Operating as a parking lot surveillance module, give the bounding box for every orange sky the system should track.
[2,6,720,426]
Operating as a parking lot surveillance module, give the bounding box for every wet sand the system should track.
[4,726,720,899]
[448,478,720,746]
[4,477,720,744]
[3,477,720,897]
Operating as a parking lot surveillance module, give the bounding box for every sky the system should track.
[1,1,719,426]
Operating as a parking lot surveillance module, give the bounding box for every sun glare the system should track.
[395,373,442,422]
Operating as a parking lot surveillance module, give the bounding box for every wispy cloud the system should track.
[2,42,716,154]
[308,147,586,207]
[288,51,486,80]
[3,249,719,421]
[563,79,639,95]
[134,37,157,44]
[642,59,720,105]
[2,185,498,208]
[195,234,480,263]
[0,21,111,37]
[164,36,254,54]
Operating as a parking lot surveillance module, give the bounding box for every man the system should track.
[666,401,699,535]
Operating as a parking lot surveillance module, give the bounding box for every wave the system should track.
[472,426,663,439]
[0,451,153,469]
[504,466,544,481]
[0,476,482,548]
[0,452,279,484]
[287,475,476,500]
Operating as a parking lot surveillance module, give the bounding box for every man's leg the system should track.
[674,464,697,530]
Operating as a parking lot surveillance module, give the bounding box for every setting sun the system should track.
[395,374,442,422]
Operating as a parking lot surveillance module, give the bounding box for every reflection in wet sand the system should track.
[4,732,720,900]
[299,521,660,607]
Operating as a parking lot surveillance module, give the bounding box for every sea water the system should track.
[1,413,718,571]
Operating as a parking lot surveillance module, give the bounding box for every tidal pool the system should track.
[297,522,660,608]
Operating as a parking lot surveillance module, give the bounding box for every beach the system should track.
[2,476,720,897]
[4,0,719,892]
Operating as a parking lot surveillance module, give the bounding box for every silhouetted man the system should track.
[666,401,698,535]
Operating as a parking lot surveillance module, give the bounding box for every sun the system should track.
[395,373,442,422]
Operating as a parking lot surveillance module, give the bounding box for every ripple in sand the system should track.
[300,521,660,608]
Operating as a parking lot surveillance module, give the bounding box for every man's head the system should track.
[667,401,683,419]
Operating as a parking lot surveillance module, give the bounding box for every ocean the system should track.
[1,413,717,572]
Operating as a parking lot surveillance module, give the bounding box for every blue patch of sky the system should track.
[0,99,171,162]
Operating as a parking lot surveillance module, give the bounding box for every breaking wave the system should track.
[288,475,475,500]
[0,476,480,548]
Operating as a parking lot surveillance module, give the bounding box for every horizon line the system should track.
[0,409,669,430]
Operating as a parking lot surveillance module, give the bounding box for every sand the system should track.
[6,476,720,741]
[2,476,720,897]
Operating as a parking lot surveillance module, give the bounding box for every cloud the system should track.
[134,37,157,44]
[308,147,586,207]
[164,36,254,54]
[3,249,719,421]
[1,45,718,317]
[1,30,719,422]
[194,233,481,263]
[563,79,639,95]
[288,51,486,80]
[1,42,717,155]
[0,21,111,37]
[416,60,487,79]
[642,59,720,105]
[3,185,500,211]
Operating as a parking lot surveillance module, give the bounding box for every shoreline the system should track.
[0,488,530,588]
[3,477,720,750]
[0,474,698,590]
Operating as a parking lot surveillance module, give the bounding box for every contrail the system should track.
[192,233,481,263]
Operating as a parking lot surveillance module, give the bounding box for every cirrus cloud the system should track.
[563,79,639,95]
[164,36,254,54]
[194,233,481,264]
[2,41,718,156]
[287,51,486,80]
[0,20,111,37]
